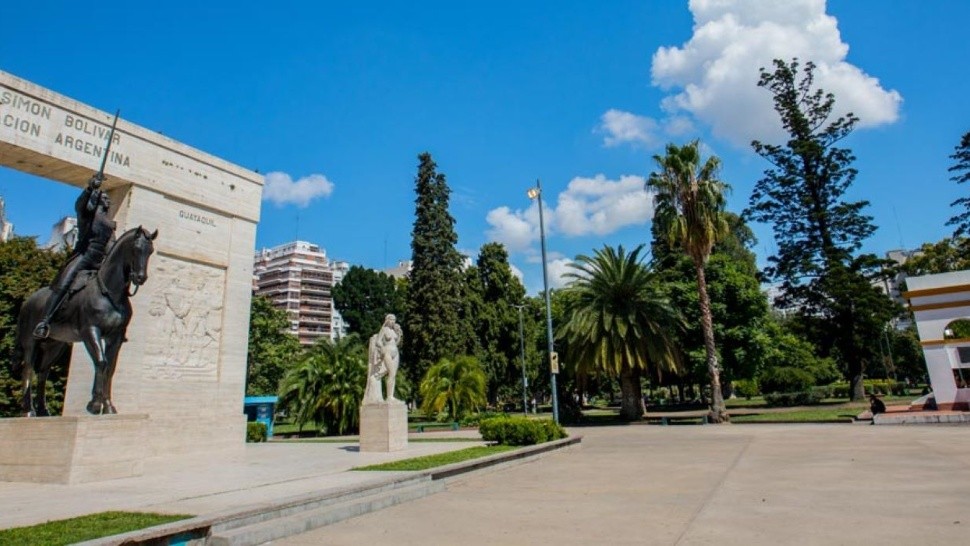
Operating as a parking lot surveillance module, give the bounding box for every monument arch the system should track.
[0,70,262,479]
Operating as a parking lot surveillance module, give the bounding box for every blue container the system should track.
[243,396,278,438]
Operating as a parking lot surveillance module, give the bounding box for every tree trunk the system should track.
[849,366,866,401]
[618,366,644,421]
[695,263,729,423]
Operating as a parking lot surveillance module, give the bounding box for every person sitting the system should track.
[33,174,116,339]
[869,394,887,415]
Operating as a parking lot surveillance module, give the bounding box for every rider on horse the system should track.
[33,173,117,339]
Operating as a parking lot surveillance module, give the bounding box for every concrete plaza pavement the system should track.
[0,431,485,530]
[277,424,970,545]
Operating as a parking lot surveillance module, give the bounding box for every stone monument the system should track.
[0,70,262,483]
[359,314,408,452]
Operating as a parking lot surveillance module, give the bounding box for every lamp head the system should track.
[527,187,541,200]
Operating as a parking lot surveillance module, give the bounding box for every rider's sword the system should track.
[95,110,121,182]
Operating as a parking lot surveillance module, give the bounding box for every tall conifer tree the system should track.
[747,59,895,400]
[946,131,970,237]
[404,152,464,387]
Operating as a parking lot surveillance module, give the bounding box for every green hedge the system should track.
[828,379,906,398]
[479,416,567,446]
[246,422,268,443]
[763,390,825,407]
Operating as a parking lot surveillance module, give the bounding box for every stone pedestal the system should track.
[359,402,408,452]
[0,414,148,484]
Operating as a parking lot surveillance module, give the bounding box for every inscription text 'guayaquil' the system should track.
[179,210,216,227]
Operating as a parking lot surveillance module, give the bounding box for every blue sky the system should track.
[2,1,969,293]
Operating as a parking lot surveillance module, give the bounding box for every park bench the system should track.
[413,422,461,432]
[649,415,708,426]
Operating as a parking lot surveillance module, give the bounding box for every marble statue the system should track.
[364,314,403,404]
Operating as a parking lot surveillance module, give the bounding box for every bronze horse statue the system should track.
[12,226,157,416]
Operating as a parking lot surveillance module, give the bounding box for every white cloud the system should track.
[598,109,696,149]
[485,175,653,252]
[509,263,524,284]
[263,172,335,208]
[599,109,661,147]
[547,258,574,289]
[553,175,653,237]
[651,0,902,147]
[485,205,539,253]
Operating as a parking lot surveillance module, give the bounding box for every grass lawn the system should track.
[276,437,481,444]
[0,511,192,546]
[730,407,860,423]
[272,421,319,436]
[352,445,516,471]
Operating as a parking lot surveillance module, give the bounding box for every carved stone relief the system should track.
[144,255,225,381]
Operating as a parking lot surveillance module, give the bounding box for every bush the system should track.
[459,411,507,427]
[246,421,268,443]
[479,416,567,446]
[734,379,760,399]
[763,390,825,407]
[758,367,815,394]
[829,379,906,398]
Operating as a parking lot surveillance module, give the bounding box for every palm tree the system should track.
[278,334,367,435]
[647,140,731,423]
[558,245,681,421]
[419,355,487,421]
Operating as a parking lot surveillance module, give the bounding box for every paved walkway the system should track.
[276,424,970,545]
[0,431,483,529]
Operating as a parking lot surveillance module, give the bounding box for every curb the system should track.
[75,435,582,545]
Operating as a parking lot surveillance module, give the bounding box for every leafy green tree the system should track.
[946,132,970,237]
[332,265,401,336]
[747,58,897,400]
[558,245,681,420]
[246,295,301,396]
[278,335,367,435]
[901,238,970,276]
[653,212,767,391]
[419,355,487,421]
[0,237,68,416]
[886,327,927,384]
[404,152,464,388]
[755,319,839,386]
[464,243,529,404]
[647,140,731,422]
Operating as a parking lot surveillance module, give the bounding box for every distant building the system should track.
[253,241,346,345]
[0,197,13,242]
[43,216,78,251]
[384,260,411,279]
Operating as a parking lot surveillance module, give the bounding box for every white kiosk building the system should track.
[906,270,970,411]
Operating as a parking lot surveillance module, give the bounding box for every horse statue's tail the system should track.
[10,339,24,377]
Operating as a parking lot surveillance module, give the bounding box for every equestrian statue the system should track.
[10,111,159,416]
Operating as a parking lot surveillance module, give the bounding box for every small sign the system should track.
[550,351,560,374]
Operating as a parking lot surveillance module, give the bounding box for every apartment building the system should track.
[253,240,346,345]
[0,197,13,242]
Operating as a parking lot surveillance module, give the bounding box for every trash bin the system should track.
[243,396,278,438]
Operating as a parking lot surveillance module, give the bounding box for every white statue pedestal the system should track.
[0,414,148,484]
[359,401,408,452]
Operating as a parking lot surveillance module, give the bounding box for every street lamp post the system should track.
[514,303,528,416]
[528,179,559,423]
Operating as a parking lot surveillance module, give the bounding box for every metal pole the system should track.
[535,179,559,423]
[515,304,528,416]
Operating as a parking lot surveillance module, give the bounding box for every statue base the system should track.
[0,414,148,484]
[359,401,408,452]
